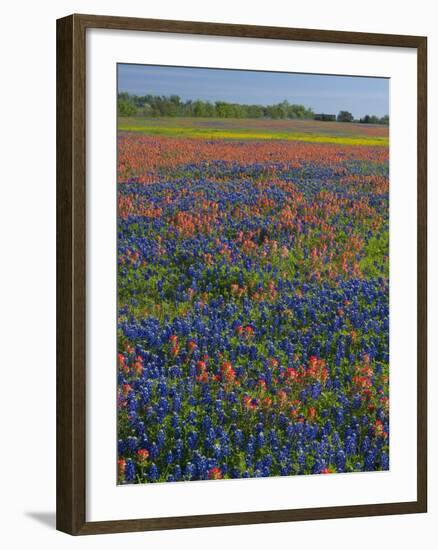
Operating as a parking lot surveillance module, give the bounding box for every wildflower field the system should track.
[117,118,389,484]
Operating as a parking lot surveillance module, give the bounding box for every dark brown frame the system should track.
[57,13,427,536]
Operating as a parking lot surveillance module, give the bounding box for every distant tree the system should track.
[247,104,263,118]
[167,95,182,117]
[359,114,389,125]
[216,101,234,118]
[204,102,216,117]
[118,95,137,116]
[117,92,316,120]
[141,103,153,117]
[337,110,354,122]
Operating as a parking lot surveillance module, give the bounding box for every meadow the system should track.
[118,117,389,146]
[117,118,389,484]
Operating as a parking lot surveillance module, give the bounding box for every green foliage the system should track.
[118,92,389,125]
[337,110,354,123]
[117,93,314,119]
[118,93,137,116]
[359,114,389,125]
[360,231,389,278]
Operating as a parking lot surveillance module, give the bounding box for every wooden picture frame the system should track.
[57,13,427,535]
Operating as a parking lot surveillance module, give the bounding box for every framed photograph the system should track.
[56,14,427,535]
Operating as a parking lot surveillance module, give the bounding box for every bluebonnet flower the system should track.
[125,459,136,482]
[380,451,389,470]
[149,463,159,482]
[117,138,389,484]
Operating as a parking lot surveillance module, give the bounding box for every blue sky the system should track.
[118,64,389,119]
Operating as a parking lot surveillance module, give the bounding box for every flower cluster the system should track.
[117,132,389,484]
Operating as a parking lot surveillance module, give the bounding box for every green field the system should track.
[118,117,389,146]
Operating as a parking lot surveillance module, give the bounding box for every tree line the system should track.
[118,93,389,124]
[336,110,389,125]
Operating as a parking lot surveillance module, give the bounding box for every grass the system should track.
[118,117,389,147]
[360,231,389,278]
